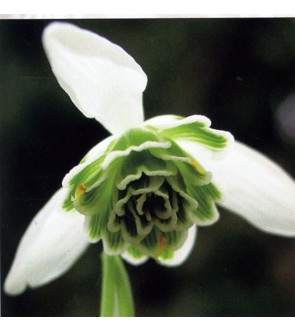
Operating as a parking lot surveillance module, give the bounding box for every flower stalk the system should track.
[100,253,134,317]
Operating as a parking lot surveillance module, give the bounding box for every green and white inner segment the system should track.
[62,115,231,262]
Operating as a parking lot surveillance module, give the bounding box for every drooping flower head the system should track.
[63,115,232,264]
[4,22,295,296]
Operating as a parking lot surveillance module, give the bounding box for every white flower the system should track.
[4,22,295,296]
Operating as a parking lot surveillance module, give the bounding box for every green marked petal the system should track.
[150,139,212,186]
[147,115,233,151]
[80,178,119,241]
[59,115,231,265]
[166,176,198,211]
[74,177,116,216]
[157,248,175,261]
[85,214,105,242]
[102,229,127,255]
[62,152,112,212]
[124,245,148,262]
[111,127,165,151]
[157,225,197,266]
[189,183,222,224]
[101,127,171,170]
[62,127,171,212]
[137,228,188,258]
[174,199,196,231]
[62,193,75,212]
[117,150,177,190]
[83,192,114,241]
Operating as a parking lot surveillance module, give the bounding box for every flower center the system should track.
[101,175,197,258]
[62,121,230,261]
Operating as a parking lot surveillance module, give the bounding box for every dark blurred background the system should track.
[1,18,295,317]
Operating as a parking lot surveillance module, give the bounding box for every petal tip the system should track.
[212,141,295,237]
[121,252,149,266]
[3,273,27,296]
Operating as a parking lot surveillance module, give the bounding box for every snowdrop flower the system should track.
[4,22,295,299]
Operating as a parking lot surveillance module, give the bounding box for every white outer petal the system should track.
[4,188,89,295]
[157,226,197,267]
[181,140,295,236]
[42,22,147,135]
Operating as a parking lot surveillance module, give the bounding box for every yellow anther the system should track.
[192,160,205,174]
[75,184,86,200]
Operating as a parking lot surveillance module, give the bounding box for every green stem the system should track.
[100,253,135,317]
[114,255,135,317]
[100,253,116,316]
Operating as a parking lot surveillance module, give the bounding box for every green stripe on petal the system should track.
[111,127,164,151]
[62,153,110,211]
[85,214,105,242]
[175,200,195,231]
[101,128,171,170]
[124,245,148,261]
[79,179,119,241]
[102,230,127,255]
[166,176,198,211]
[137,228,188,258]
[150,140,212,186]
[138,228,158,254]
[117,151,177,190]
[85,202,113,241]
[149,115,233,152]
[157,249,174,261]
[74,178,116,216]
[189,183,222,224]
[62,194,75,211]
[149,140,192,164]
[157,225,197,267]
